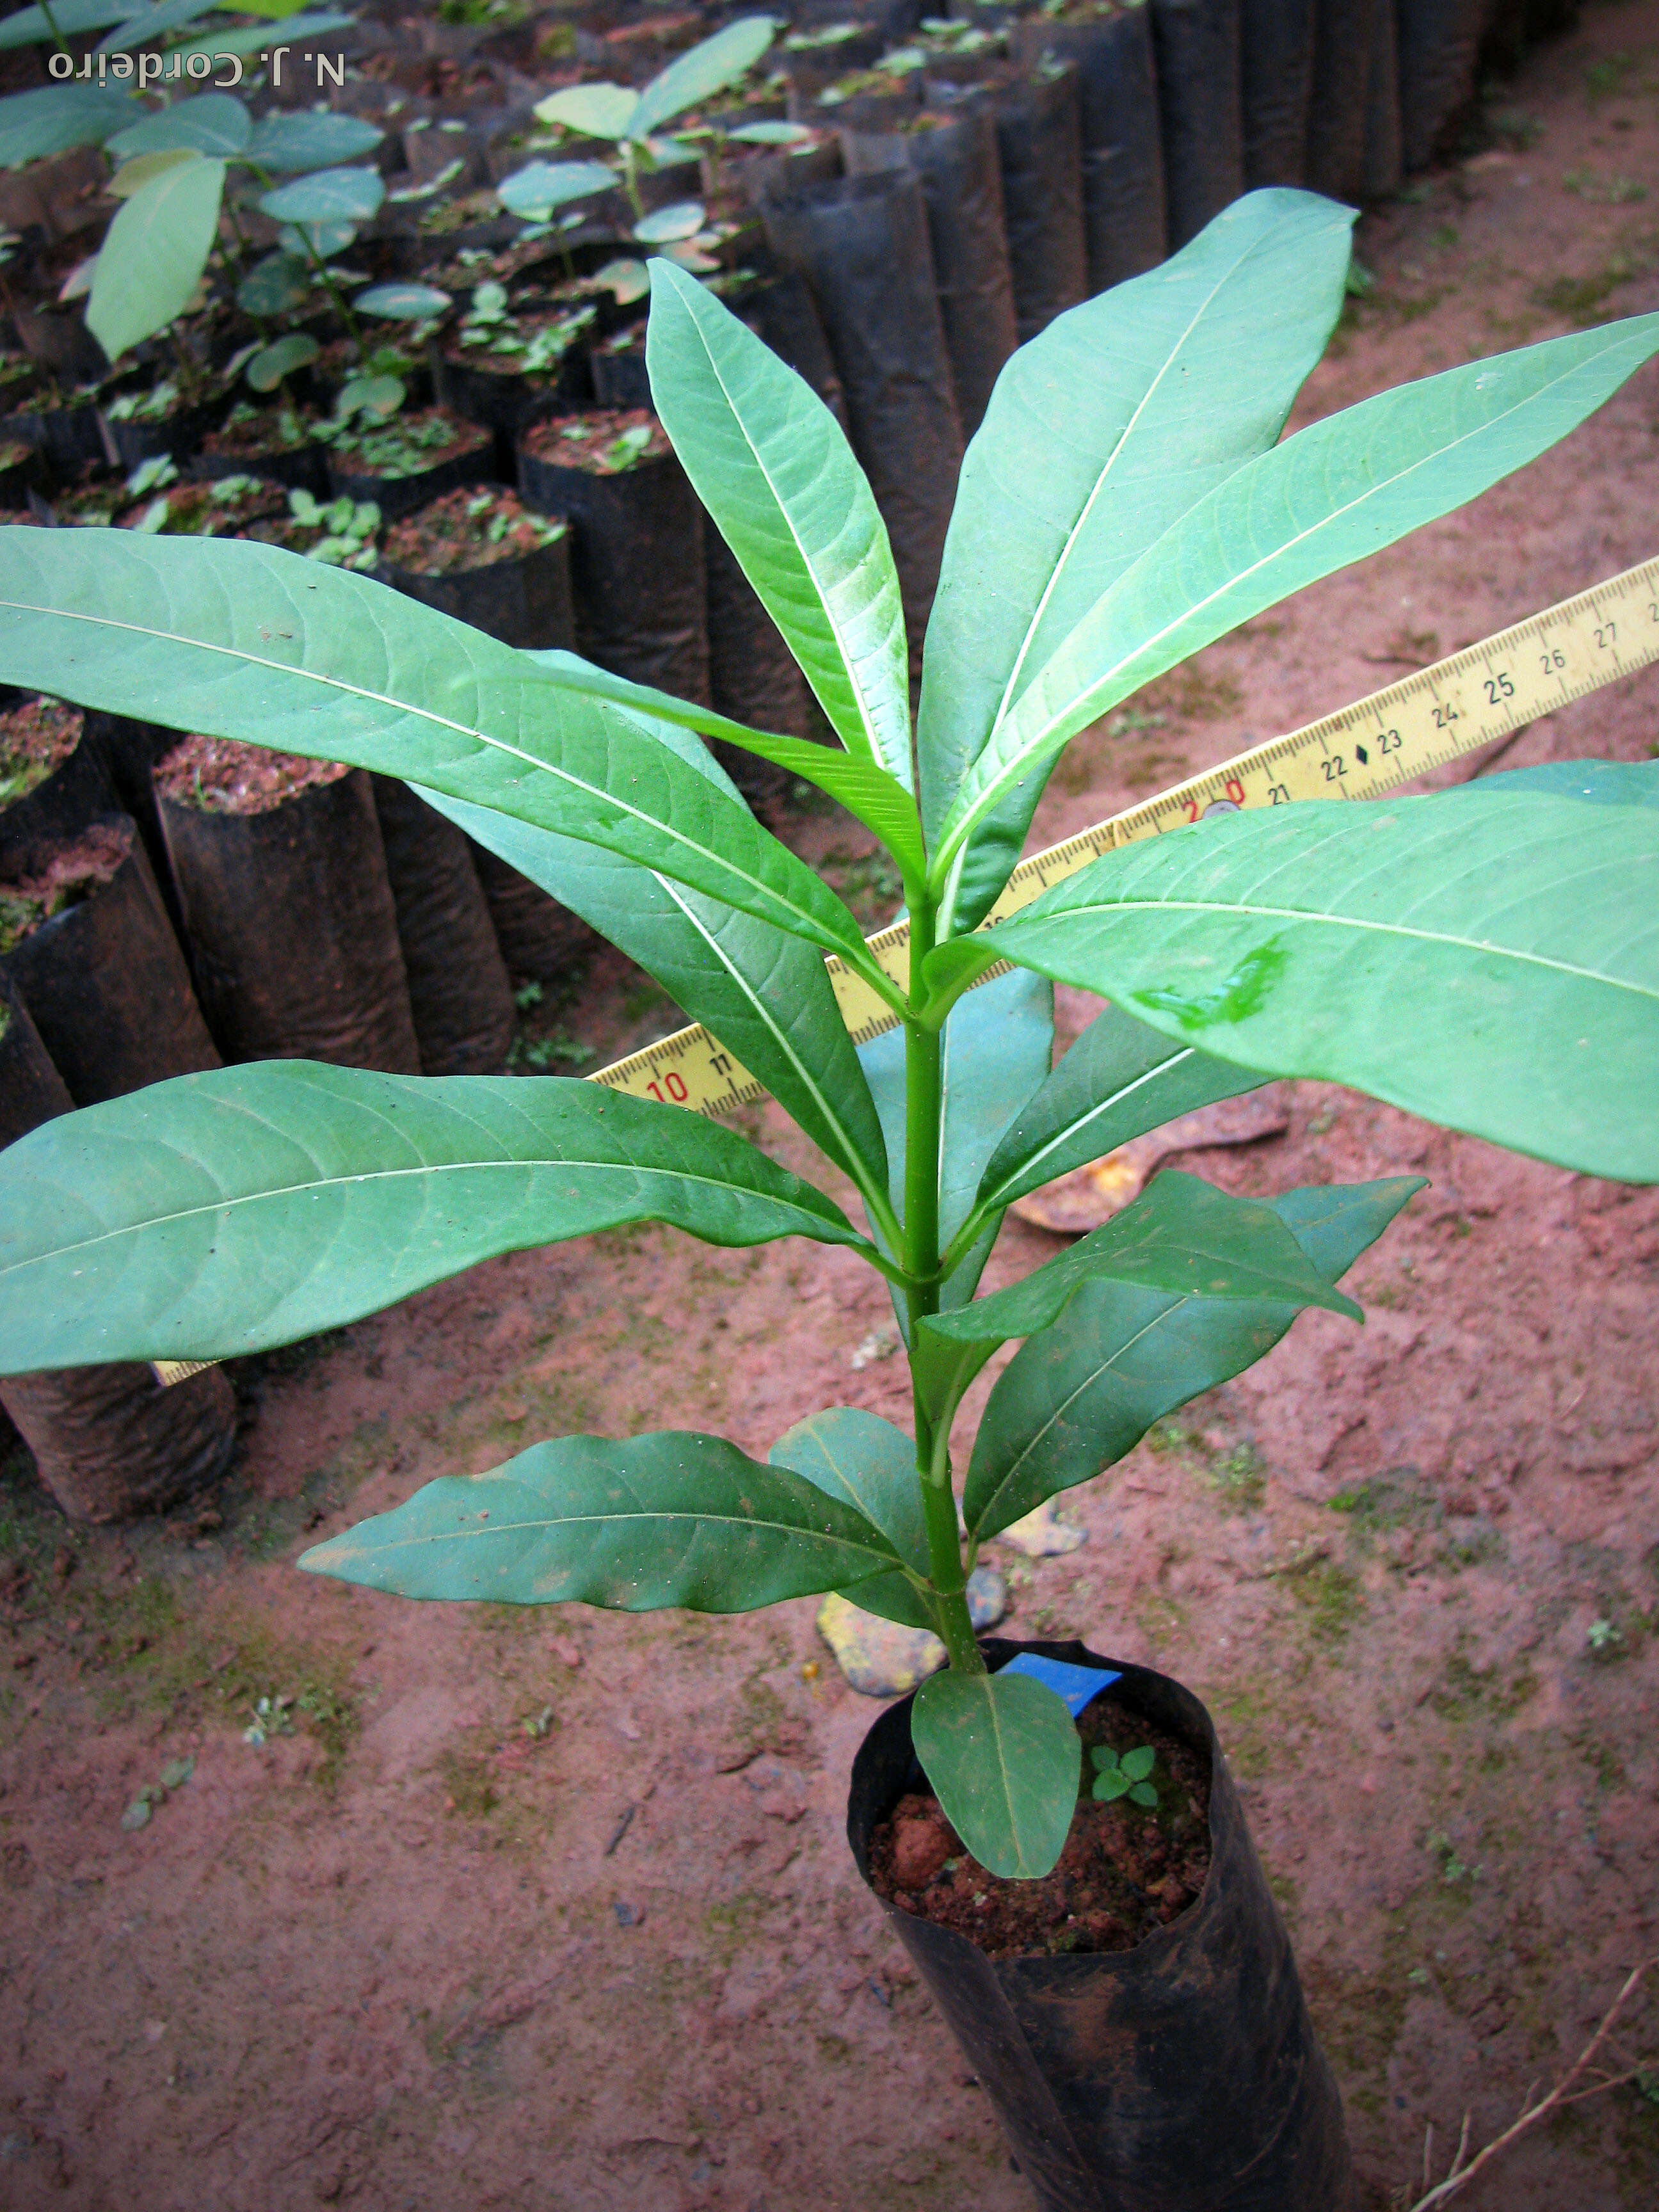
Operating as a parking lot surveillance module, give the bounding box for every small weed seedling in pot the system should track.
[1091,1745,1158,1808]
[0,191,1655,1908]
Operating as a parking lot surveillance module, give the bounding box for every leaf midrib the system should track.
[975,1046,1205,1213]
[1013,894,1659,1000]
[0,579,860,957]
[349,1506,894,1558]
[0,1150,845,1278]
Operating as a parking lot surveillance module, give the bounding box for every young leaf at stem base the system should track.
[911,1667,1080,1880]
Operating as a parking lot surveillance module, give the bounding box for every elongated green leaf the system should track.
[496,158,618,218]
[959,1002,1262,1249]
[0,1064,869,1374]
[965,1178,1420,1538]
[355,282,451,321]
[106,90,249,158]
[934,314,1659,912]
[161,12,350,67]
[911,1667,1079,1879]
[917,1169,1362,1423]
[527,645,921,875]
[87,153,225,362]
[244,109,383,173]
[646,260,915,801]
[769,1407,929,1576]
[0,83,135,164]
[300,1430,899,1610]
[534,81,637,141]
[991,780,1659,1182]
[631,17,774,138]
[108,145,198,196]
[259,163,384,225]
[0,0,131,49]
[419,724,891,1209]
[0,533,877,972]
[99,0,220,52]
[919,189,1354,926]
[858,965,1054,1313]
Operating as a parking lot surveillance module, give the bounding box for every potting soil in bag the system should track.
[761,170,963,659]
[1011,6,1166,289]
[1150,0,1246,246]
[325,406,496,524]
[0,810,221,1103]
[0,693,117,847]
[155,740,422,1073]
[1242,0,1316,185]
[1396,0,1481,169]
[376,487,576,652]
[849,1639,1353,2211]
[0,970,237,1526]
[1307,0,1380,199]
[1363,0,1404,196]
[515,409,710,705]
[840,105,1018,438]
[369,773,517,1077]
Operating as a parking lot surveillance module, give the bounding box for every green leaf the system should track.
[1120,1744,1155,1781]
[1491,758,1659,808]
[106,90,250,158]
[633,199,705,244]
[934,315,1659,906]
[0,0,131,49]
[259,164,384,227]
[919,189,1355,929]
[161,11,351,67]
[0,533,878,972]
[961,1000,1262,1242]
[918,1169,1363,1426]
[769,1407,929,1576]
[858,965,1054,1311]
[1128,1780,1157,1807]
[417,725,892,1210]
[335,372,403,421]
[1093,1770,1129,1802]
[728,120,810,145]
[277,217,355,260]
[355,282,451,321]
[300,1429,899,1610]
[0,1064,870,1373]
[244,109,383,173]
[525,646,922,878]
[108,145,199,196]
[245,332,318,390]
[236,248,309,317]
[646,260,914,800]
[911,1667,1080,1880]
[0,83,135,164]
[990,779,1659,1182]
[534,81,638,142]
[87,154,225,362]
[99,0,222,52]
[496,158,617,219]
[963,1176,1421,1539]
[631,16,775,138]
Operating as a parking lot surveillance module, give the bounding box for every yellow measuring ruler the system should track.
[152,554,1658,1388]
[589,553,1659,1117]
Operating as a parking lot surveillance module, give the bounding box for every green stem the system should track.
[902,894,984,1678]
[37,0,71,62]
[621,139,645,221]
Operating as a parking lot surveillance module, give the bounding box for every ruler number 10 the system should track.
[646,1070,689,1103]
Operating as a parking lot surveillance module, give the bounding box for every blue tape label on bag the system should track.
[997,1653,1121,1714]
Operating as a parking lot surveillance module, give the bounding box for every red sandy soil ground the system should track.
[4,10,1659,2208]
